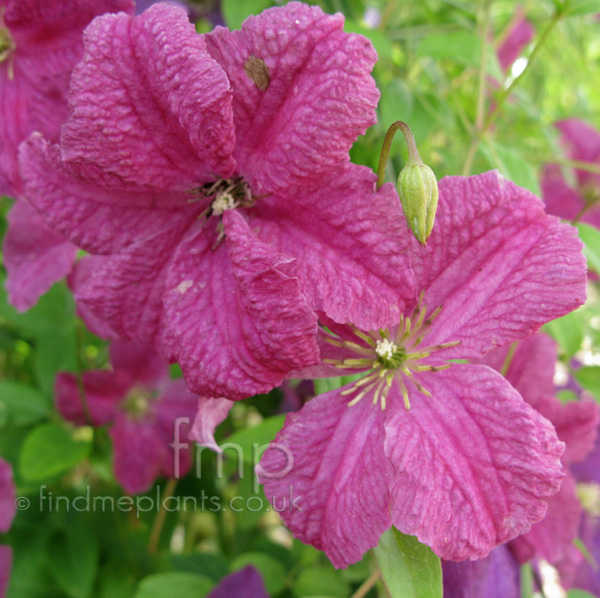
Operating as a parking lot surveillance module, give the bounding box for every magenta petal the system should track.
[61,4,235,190]
[0,461,15,533]
[109,414,167,494]
[417,172,586,359]
[496,10,534,72]
[3,200,76,311]
[385,365,564,561]
[189,397,232,450]
[162,211,319,399]
[206,2,378,194]
[509,472,581,564]
[556,119,600,175]
[109,341,169,387]
[259,387,392,568]
[0,546,12,598]
[55,371,127,426]
[208,566,268,598]
[252,164,416,330]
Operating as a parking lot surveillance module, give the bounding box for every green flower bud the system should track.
[397,162,439,246]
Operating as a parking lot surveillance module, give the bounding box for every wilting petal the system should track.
[189,397,232,450]
[252,164,415,330]
[206,2,378,195]
[208,566,268,598]
[0,461,15,533]
[162,211,319,399]
[61,4,235,190]
[385,365,564,561]
[259,387,392,568]
[3,200,76,311]
[442,544,520,598]
[475,333,557,410]
[414,172,586,359]
[55,371,127,426]
[510,473,581,564]
[110,414,167,494]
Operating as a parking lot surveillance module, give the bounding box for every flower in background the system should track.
[1,0,134,311]
[207,566,268,598]
[55,341,197,495]
[542,119,600,227]
[496,7,534,74]
[260,171,586,568]
[22,2,416,401]
[0,460,16,598]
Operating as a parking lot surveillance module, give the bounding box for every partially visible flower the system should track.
[542,119,600,227]
[496,7,534,73]
[260,171,586,568]
[23,3,415,401]
[207,566,268,598]
[1,0,134,311]
[56,341,197,494]
[0,459,16,598]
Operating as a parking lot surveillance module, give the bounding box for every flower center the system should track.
[323,291,460,410]
[123,387,155,420]
[0,25,15,76]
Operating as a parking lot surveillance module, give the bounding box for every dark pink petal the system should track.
[73,211,197,345]
[415,172,586,359]
[189,397,232,450]
[21,133,201,255]
[3,200,76,311]
[556,119,600,186]
[206,2,379,195]
[442,545,519,598]
[572,432,600,485]
[61,4,235,190]
[385,365,564,561]
[475,333,557,410]
[109,341,169,387]
[535,396,600,464]
[251,164,415,330]
[259,387,392,569]
[0,461,15,533]
[162,211,319,399]
[496,9,534,72]
[208,566,268,598]
[509,472,581,564]
[55,371,127,426]
[109,414,167,494]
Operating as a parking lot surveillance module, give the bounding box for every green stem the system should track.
[350,568,381,598]
[376,121,421,189]
[462,8,562,175]
[75,320,93,426]
[500,342,518,377]
[148,477,178,555]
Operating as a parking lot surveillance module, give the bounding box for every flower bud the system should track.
[397,162,439,246]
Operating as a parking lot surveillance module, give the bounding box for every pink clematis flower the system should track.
[0,0,134,310]
[21,2,415,400]
[55,341,198,495]
[259,171,587,568]
[542,119,600,227]
[496,7,534,73]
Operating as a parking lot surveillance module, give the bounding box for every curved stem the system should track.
[376,121,421,189]
[148,477,178,555]
[350,568,381,598]
[500,342,518,377]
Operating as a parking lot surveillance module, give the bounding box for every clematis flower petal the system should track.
[259,387,393,569]
[55,371,128,426]
[3,200,76,311]
[509,472,581,564]
[496,9,534,73]
[109,414,167,495]
[109,340,169,387]
[556,119,600,185]
[205,1,379,195]
[208,566,268,598]
[442,544,520,598]
[189,397,232,451]
[60,4,236,190]
[412,172,586,359]
[0,460,16,533]
[162,210,319,400]
[252,164,415,330]
[385,364,565,561]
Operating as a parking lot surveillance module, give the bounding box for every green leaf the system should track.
[574,366,600,402]
[19,422,91,481]
[222,0,272,29]
[134,573,214,598]
[314,373,363,395]
[544,308,585,358]
[293,565,350,597]
[480,142,541,195]
[0,381,49,426]
[223,415,286,464]
[417,31,483,66]
[567,590,598,598]
[563,0,600,16]
[577,223,600,274]
[372,528,442,598]
[231,552,287,595]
